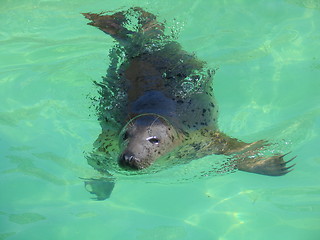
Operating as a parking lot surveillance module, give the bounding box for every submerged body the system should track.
[83,8,295,180]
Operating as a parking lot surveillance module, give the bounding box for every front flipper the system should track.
[82,177,115,200]
[236,152,296,176]
[201,131,296,176]
[83,120,121,200]
[83,129,119,200]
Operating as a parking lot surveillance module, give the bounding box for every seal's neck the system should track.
[129,90,176,120]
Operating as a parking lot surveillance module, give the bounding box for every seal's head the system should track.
[119,114,179,170]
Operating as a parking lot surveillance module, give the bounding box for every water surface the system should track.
[1,0,320,239]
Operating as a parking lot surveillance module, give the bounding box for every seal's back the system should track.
[83,8,218,133]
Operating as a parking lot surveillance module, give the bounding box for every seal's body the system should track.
[83,8,295,177]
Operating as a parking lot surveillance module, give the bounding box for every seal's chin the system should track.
[119,153,149,170]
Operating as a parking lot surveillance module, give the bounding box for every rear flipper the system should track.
[82,11,131,41]
[82,7,164,41]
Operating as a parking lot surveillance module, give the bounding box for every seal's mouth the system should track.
[119,153,147,170]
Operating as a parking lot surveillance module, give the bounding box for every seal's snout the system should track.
[119,153,142,170]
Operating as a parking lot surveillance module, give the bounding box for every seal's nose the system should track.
[119,153,140,170]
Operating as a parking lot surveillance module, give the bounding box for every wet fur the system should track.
[84,7,295,177]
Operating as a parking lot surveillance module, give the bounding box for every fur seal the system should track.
[83,7,295,178]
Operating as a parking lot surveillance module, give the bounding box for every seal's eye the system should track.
[146,136,160,144]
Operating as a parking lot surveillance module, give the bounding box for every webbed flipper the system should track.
[83,128,120,200]
[82,7,164,42]
[82,177,115,200]
[208,132,296,176]
[236,152,296,176]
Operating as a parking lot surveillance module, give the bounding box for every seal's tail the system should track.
[82,7,164,42]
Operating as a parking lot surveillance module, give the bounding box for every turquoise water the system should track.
[1,0,320,239]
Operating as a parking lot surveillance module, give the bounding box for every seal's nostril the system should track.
[124,154,134,162]
[119,153,140,170]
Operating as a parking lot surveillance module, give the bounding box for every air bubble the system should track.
[182,81,194,93]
